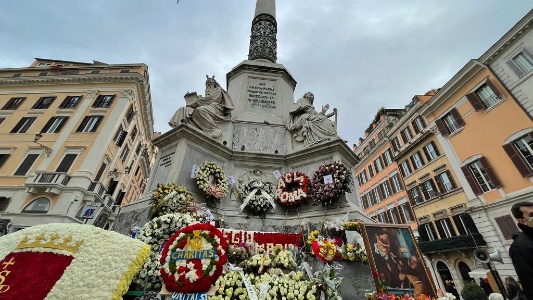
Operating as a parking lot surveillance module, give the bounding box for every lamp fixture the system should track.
[34,133,53,156]
[108,166,131,178]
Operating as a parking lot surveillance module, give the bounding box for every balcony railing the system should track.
[418,233,486,254]
[87,181,107,198]
[32,172,71,186]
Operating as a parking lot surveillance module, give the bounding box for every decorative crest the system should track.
[16,234,84,254]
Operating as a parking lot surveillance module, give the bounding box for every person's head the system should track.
[303,92,314,102]
[488,293,504,300]
[409,255,419,269]
[511,201,533,227]
[505,276,522,298]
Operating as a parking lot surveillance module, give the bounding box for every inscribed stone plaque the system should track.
[148,147,175,192]
[246,78,277,114]
[233,123,286,154]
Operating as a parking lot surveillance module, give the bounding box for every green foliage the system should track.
[461,281,488,300]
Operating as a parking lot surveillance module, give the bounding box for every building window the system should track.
[22,197,51,213]
[37,62,51,67]
[0,154,9,168]
[423,141,440,161]
[55,154,78,173]
[435,218,456,238]
[58,96,82,109]
[420,179,438,200]
[380,180,391,199]
[14,154,39,176]
[421,223,437,241]
[466,81,502,110]
[41,116,69,133]
[412,116,426,134]
[391,137,401,152]
[2,97,26,110]
[508,49,533,77]
[378,130,385,140]
[382,149,393,166]
[126,106,135,123]
[387,207,399,224]
[410,152,424,170]
[120,69,130,73]
[390,173,403,193]
[369,139,376,148]
[401,127,413,143]
[377,211,386,223]
[462,158,501,194]
[408,186,423,205]
[368,165,374,178]
[398,202,413,223]
[92,95,115,108]
[374,157,383,173]
[435,171,457,194]
[76,115,103,133]
[503,133,533,177]
[120,145,130,162]
[10,117,36,133]
[113,126,128,147]
[372,185,381,204]
[130,126,138,141]
[436,108,464,136]
[495,215,520,240]
[0,116,5,126]
[360,170,368,184]
[32,96,56,109]
[400,161,411,177]
[452,214,468,235]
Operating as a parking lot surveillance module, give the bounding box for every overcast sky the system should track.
[1,1,532,147]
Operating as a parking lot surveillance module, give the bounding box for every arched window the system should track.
[22,197,51,213]
[458,261,473,282]
[436,261,452,283]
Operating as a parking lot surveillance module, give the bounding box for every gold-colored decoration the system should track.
[16,233,83,254]
[186,230,203,250]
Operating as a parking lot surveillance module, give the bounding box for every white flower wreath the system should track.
[196,161,229,202]
[239,178,276,215]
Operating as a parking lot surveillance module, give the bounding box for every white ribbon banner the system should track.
[239,188,276,212]
[227,264,258,300]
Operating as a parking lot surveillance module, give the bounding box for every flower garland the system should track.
[134,213,197,291]
[0,223,149,300]
[149,183,192,218]
[311,161,352,207]
[275,171,310,208]
[196,161,229,203]
[160,223,228,293]
[240,178,276,215]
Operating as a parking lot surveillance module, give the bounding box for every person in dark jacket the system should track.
[479,278,493,296]
[505,276,526,300]
[509,201,533,299]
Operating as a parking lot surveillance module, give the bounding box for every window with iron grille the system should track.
[32,96,56,109]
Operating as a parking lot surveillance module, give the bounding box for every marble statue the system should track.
[169,75,235,138]
[287,92,337,146]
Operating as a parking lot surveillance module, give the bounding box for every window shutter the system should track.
[435,174,444,194]
[417,151,425,164]
[92,116,103,132]
[410,156,417,170]
[0,154,10,168]
[433,142,440,156]
[461,165,482,195]
[420,183,430,200]
[14,154,39,176]
[54,117,69,133]
[369,189,376,205]
[435,220,446,239]
[374,160,379,172]
[450,108,465,127]
[41,117,56,133]
[400,130,407,143]
[115,191,126,205]
[399,165,406,177]
[506,60,525,77]
[77,116,89,132]
[386,180,392,196]
[479,157,502,188]
[377,186,384,200]
[494,215,520,240]
[446,170,457,189]
[55,154,77,172]
[423,145,431,161]
[10,118,24,133]
[435,118,450,136]
[411,120,419,134]
[388,178,396,193]
[503,142,533,177]
[107,179,118,196]
[486,79,502,99]
[391,138,399,152]
[406,127,413,138]
[466,92,486,111]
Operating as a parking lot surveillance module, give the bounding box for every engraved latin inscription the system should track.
[246,78,277,114]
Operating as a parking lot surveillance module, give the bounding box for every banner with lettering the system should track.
[220,229,303,254]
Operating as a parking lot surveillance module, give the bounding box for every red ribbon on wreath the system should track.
[160,223,228,293]
[311,239,341,263]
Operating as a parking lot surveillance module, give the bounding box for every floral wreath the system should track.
[311,161,352,207]
[149,183,192,218]
[160,223,228,293]
[239,178,276,215]
[275,171,309,208]
[196,161,228,203]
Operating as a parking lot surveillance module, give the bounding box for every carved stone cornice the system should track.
[248,13,277,63]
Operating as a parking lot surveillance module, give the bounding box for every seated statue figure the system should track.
[287,92,337,146]
[169,75,234,138]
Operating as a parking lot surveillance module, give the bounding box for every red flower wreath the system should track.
[160,223,228,293]
[275,171,310,208]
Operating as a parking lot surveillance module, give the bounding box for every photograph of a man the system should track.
[372,228,403,288]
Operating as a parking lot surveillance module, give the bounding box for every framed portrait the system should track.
[359,223,436,298]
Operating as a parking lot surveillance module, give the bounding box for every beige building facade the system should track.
[0,58,155,233]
